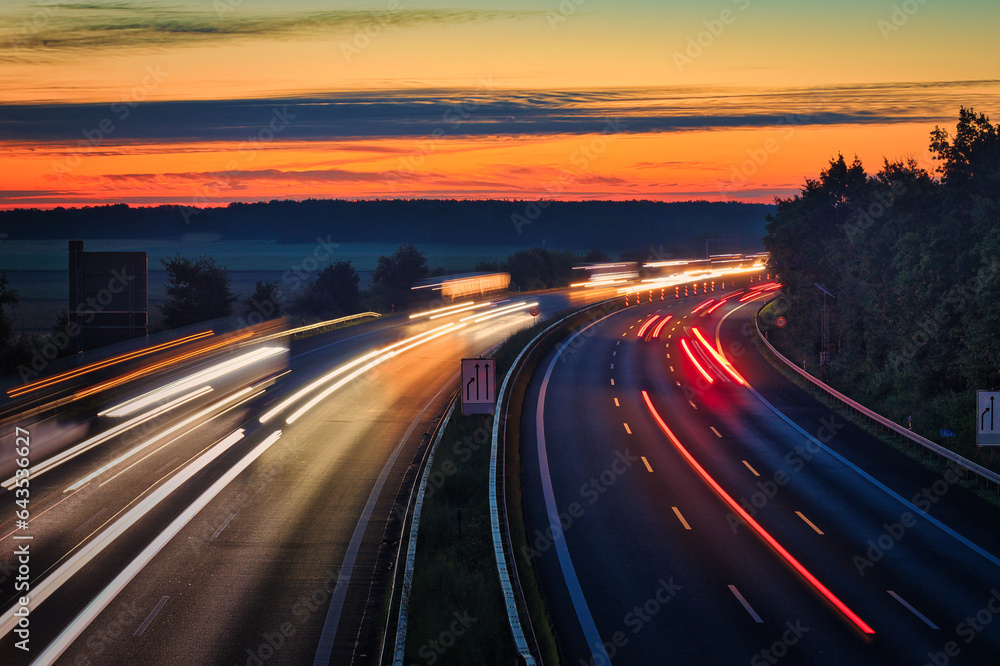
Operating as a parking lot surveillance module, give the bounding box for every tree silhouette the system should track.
[160,255,236,329]
[372,245,428,310]
[297,261,362,316]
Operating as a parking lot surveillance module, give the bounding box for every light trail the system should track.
[285,323,466,424]
[99,346,284,418]
[691,327,746,385]
[636,315,660,338]
[651,315,672,339]
[1,387,214,490]
[680,338,715,384]
[6,331,214,398]
[642,391,874,635]
[470,301,538,323]
[258,322,463,424]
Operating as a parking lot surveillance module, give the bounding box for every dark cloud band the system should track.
[1,80,998,144]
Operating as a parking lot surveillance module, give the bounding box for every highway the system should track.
[0,288,603,665]
[520,288,1000,664]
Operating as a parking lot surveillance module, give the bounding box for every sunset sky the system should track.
[2,0,999,207]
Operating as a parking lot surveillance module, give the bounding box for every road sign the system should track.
[977,391,1000,446]
[461,358,496,415]
[528,306,540,317]
[940,429,956,438]
[775,316,787,328]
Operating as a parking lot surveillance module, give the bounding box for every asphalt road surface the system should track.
[0,287,606,665]
[521,289,1000,665]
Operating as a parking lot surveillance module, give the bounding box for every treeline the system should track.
[0,244,614,377]
[0,199,769,253]
[763,107,1000,455]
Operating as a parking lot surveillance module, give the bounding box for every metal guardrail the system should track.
[490,300,618,665]
[755,311,1000,490]
[390,397,458,665]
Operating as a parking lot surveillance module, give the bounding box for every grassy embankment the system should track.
[405,301,620,665]
[757,298,1000,506]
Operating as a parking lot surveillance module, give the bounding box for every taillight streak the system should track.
[641,391,874,635]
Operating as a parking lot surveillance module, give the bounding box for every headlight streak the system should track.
[33,428,284,665]
[6,331,215,398]
[641,391,874,635]
[99,346,285,418]
[692,299,715,313]
[429,302,493,319]
[71,331,256,401]
[66,384,262,492]
[469,301,538,323]
[0,386,214,491]
[285,323,466,424]
[691,327,746,385]
[0,427,261,641]
[410,301,475,319]
[259,322,464,425]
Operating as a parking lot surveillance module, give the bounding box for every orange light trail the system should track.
[652,315,672,339]
[739,291,767,303]
[70,331,254,400]
[7,330,215,398]
[704,299,728,315]
[680,338,714,384]
[637,315,660,338]
[691,327,746,386]
[641,391,875,635]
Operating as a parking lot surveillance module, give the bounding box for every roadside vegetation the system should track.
[0,243,612,378]
[762,107,1000,467]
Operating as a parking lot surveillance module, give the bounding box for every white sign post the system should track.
[976,390,1000,446]
[461,358,496,415]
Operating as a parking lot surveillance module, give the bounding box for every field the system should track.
[0,239,527,333]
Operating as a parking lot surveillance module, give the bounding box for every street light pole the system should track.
[814,282,836,381]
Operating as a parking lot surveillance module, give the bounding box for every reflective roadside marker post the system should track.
[462,358,496,416]
[977,390,1000,446]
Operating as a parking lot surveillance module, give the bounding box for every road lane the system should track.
[521,291,1000,664]
[0,289,606,664]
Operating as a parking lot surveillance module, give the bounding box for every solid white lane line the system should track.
[746,382,1000,570]
[795,511,824,535]
[535,317,613,664]
[672,506,692,530]
[729,585,763,623]
[314,377,457,665]
[134,596,170,637]
[888,591,939,629]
